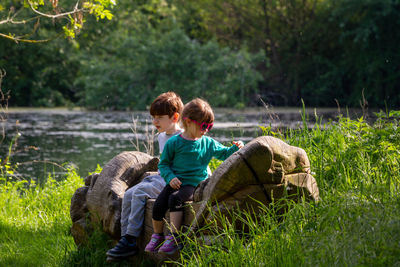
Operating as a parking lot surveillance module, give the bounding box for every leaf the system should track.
[104,10,111,19]
[389,110,400,118]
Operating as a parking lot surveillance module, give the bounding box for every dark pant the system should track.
[152,184,195,221]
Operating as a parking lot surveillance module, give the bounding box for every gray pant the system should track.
[121,174,166,237]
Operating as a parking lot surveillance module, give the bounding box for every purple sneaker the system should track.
[158,234,181,255]
[145,234,164,253]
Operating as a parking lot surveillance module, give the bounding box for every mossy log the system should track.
[70,136,319,260]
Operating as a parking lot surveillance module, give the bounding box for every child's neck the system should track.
[181,131,200,141]
[165,125,181,135]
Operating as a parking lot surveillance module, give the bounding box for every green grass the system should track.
[0,169,82,266]
[176,110,400,266]
[178,197,400,266]
[1,110,400,266]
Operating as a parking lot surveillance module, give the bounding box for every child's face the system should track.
[152,114,177,133]
[185,119,210,139]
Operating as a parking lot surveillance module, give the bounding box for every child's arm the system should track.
[232,141,244,149]
[211,138,244,161]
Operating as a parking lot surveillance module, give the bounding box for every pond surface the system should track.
[1,107,363,182]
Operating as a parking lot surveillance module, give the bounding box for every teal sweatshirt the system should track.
[158,134,239,187]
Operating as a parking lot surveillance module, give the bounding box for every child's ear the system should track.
[173,113,180,122]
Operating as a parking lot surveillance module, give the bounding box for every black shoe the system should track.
[106,236,139,258]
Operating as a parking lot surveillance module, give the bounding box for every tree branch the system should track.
[28,0,85,19]
[0,7,34,25]
[0,32,54,43]
[1,0,114,41]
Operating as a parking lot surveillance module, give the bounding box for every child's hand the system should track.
[233,141,244,149]
[169,177,182,190]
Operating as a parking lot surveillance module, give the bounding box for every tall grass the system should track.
[1,110,399,266]
[176,110,400,266]
[0,169,82,266]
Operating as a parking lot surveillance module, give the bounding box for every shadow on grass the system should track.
[61,229,156,267]
[0,220,155,267]
[0,220,71,266]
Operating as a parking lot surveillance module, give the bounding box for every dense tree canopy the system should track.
[0,0,114,42]
[1,0,399,109]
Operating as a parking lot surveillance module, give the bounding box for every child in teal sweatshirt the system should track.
[144,98,243,255]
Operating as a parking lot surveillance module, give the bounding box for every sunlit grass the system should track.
[178,195,400,266]
[1,110,399,266]
[176,110,400,266]
[0,169,82,266]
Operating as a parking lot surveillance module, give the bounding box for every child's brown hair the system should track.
[182,98,214,129]
[150,92,184,117]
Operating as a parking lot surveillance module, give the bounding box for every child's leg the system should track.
[108,175,165,258]
[168,185,196,233]
[152,219,164,234]
[169,211,183,233]
[107,187,138,258]
[120,186,135,236]
[158,185,195,254]
[126,175,165,237]
[152,184,176,231]
[145,185,175,252]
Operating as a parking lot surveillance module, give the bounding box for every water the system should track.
[1,107,363,182]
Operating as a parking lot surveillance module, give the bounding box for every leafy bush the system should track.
[300,0,400,108]
[76,27,263,110]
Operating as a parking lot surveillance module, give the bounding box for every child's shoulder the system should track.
[202,135,216,142]
[158,130,182,140]
[198,135,219,146]
[165,133,181,143]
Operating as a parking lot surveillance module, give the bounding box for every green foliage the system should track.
[0,130,21,179]
[0,0,115,41]
[283,110,400,194]
[62,229,153,266]
[175,112,400,266]
[300,0,400,108]
[0,167,83,266]
[0,38,81,107]
[178,197,400,266]
[77,26,263,110]
[2,0,400,108]
[208,158,223,173]
[174,0,400,108]
[1,112,400,265]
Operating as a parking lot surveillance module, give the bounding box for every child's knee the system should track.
[129,183,153,197]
